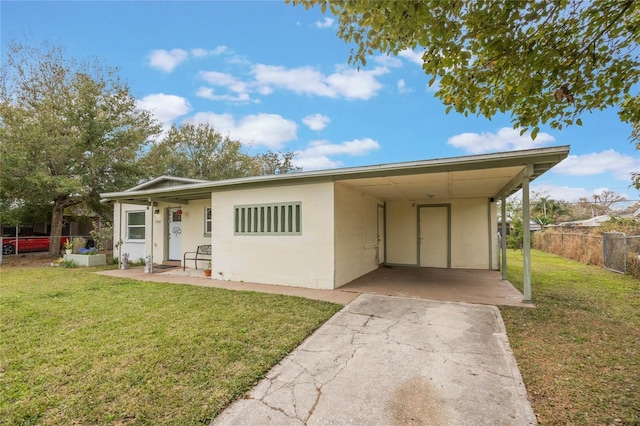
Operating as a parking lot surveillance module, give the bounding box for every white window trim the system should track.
[204,207,212,235]
[126,211,146,241]
[234,202,302,236]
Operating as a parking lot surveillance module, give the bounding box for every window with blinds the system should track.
[234,202,301,235]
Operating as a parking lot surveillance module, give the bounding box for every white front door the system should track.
[419,206,449,268]
[168,208,182,260]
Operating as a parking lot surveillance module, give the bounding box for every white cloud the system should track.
[148,49,188,72]
[199,71,249,94]
[196,86,252,103]
[191,46,228,58]
[252,64,388,100]
[553,149,640,181]
[197,70,257,103]
[304,138,380,156]
[190,112,297,149]
[315,17,334,28]
[303,114,330,131]
[525,184,632,203]
[397,79,411,94]
[252,65,334,97]
[326,68,386,100]
[294,155,341,170]
[191,48,208,58]
[527,185,594,203]
[374,55,403,68]
[294,138,380,170]
[398,49,424,65]
[137,93,191,123]
[447,127,555,154]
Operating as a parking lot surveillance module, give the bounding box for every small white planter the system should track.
[64,253,107,267]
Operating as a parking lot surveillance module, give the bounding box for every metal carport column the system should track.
[501,196,507,280]
[522,165,533,303]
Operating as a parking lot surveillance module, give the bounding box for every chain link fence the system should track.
[603,232,626,273]
[534,230,640,278]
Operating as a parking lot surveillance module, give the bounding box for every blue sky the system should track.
[2,1,639,204]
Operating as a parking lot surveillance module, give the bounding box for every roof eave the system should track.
[101,145,570,202]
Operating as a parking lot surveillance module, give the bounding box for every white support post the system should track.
[522,171,532,303]
[118,202,122,268]
[501,197,507,280]
[148,199,154,274]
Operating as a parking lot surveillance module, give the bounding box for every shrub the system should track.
[62,259,77,268]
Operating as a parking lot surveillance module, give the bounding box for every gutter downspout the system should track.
[522,165,533,303]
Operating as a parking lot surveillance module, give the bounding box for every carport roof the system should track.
[101,145,569,205]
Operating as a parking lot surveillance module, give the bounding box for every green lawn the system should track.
[3,254,639,425]
[501,250,640,425]
[0,267,342,425]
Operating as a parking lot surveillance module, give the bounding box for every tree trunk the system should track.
[49,203,65,257]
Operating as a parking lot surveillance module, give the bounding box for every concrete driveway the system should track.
[212,294,536,425]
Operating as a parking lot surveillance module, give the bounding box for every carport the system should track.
[332,145,570,303]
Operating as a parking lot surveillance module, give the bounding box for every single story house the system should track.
[101,146,569,301]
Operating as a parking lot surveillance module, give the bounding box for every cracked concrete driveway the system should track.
[211,294,536,426]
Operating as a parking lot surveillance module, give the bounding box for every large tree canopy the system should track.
[0,42,160,255]
[290,0,639,140]
[139,122,301,181]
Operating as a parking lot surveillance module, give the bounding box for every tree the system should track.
[290,1,639,138]
[139,122,301,181]
[252,150,301,176]
[0,41,160,255]
[575,190,627,218]
[531,197,571,225]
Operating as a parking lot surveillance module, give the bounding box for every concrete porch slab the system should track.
[338,266,530,307]
[98,265,530,307]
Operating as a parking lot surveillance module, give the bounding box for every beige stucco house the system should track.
[101,146,569,298]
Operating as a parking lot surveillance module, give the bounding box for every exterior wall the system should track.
[113,200,213,266]
[333,183,382,288]
[211,182,335,289]
[385,198,495,269]
[449,198,490,269]
[151,203,165,265]
[178,199,212,267]
[490,201,499,270]
[113,202,148,263]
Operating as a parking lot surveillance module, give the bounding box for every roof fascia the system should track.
[102,146,570,202]
[126,176,210,192]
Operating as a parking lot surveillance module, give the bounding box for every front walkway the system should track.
[212,294,537,425]
[99,265,529,307]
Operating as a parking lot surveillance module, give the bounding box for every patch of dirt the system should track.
[389,376,451,425]
[0,252,55,268]
[0,251,113,268]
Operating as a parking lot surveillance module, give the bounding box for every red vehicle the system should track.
[1,233,69,255]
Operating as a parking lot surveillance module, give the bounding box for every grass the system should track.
[501,250,640,425]
[0,266,342,425]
